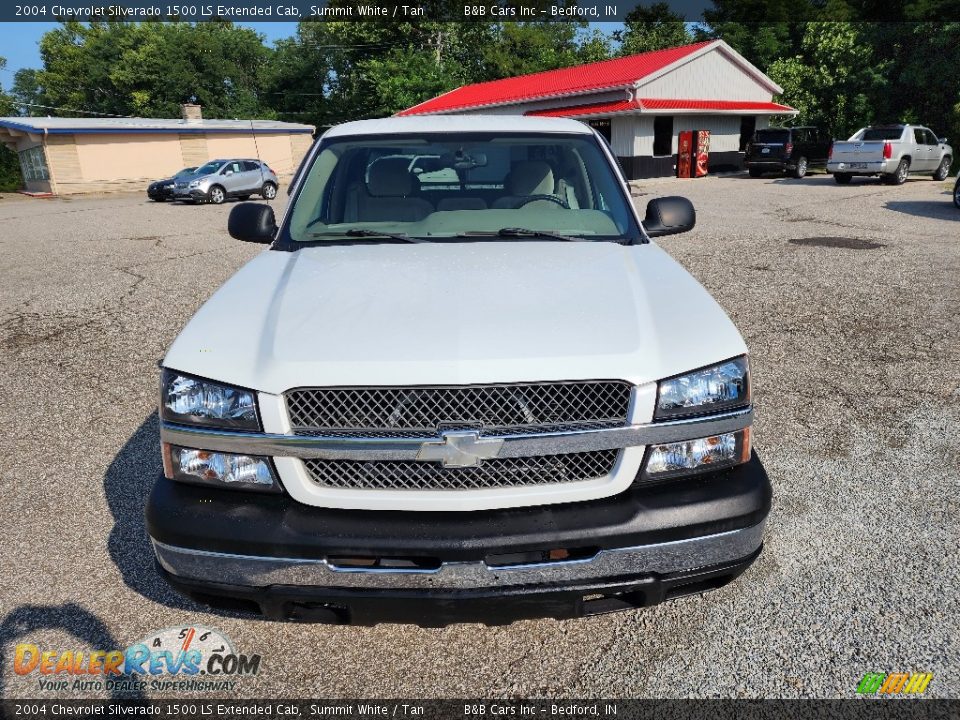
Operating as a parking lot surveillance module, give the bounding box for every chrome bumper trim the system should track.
[160,407,752,461]
[152,521,765,590]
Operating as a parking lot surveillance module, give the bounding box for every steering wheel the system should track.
[515,194,569,209]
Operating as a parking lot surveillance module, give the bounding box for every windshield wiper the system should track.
[306,229,425,244]
[458,227,587,242]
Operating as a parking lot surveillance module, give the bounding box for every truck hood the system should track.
[164,241,747,394]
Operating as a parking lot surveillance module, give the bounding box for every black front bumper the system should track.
[147,453,772,625]
[147,186,174,200]
[158,549,761,626]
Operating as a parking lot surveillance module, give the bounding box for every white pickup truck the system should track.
[827,123,952,185]
[147,116,771,625]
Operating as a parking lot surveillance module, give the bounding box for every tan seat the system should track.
[492,161,561,209]
[350,158,433,222]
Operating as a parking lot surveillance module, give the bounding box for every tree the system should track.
[768,22,888,137]
[868,22,960,161]
[480,22,607,79]
[11,68,43,114]
[262,19,611,127]
[615,2,691,56]
[0,56,24,192]
[30,21,274,119]
[696,0,818,71]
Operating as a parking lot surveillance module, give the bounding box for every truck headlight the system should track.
[655,356,750,419]
[164,445,280,492]
[161,369,260,431]
[642,428,751,481]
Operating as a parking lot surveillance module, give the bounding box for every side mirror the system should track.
[643,196,696,238]
[223,169,234,176]
[940,137,949,144]
[228,202,277,243]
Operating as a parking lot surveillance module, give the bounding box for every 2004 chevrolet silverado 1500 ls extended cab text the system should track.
[147,116,772,626]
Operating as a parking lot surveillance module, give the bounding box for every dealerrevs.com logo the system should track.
[13,626,261,693]
[856,672,934,695]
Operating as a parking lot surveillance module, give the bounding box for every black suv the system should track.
[744,126,832,179]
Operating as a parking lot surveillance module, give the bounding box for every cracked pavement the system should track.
[0,174,957,699]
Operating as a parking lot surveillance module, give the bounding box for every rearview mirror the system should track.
[643,196,696,238]
[228,202,277,244]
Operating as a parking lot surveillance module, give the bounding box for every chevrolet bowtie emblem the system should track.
[416,431,504,468]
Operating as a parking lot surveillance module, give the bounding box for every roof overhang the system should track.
[399,83,640,118]
[0,118,314,136]
[527,98,797,119]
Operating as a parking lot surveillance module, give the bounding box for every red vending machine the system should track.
[677,131,694,178]
[695,130,711,177]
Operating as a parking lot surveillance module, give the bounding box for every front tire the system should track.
[933,156,951,181]
[261,182,278,200]
[207,185,226,205]
[953,177,960,209]
[792,157,808,179]
[834,173,852,185]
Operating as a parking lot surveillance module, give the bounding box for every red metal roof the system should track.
[527,99,641,117]
[398,41,714,116]
[527,98,795,117]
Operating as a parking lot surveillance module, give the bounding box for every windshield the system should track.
[194,160,225,176]
[285,132,640,243]
[754,130,790,143]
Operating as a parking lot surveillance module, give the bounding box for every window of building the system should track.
[653,116,673,157]
[739,116,756,152]
[19,146,49,182]
[588,118,612,144]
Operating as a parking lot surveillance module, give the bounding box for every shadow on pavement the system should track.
[104,413,254,619]
[884,199,960,221]
[0,603,145,701]
[104,413,196,612]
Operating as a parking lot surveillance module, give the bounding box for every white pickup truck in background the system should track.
[827,123,952,185]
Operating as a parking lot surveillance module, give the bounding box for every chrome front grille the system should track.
[285,381,632,437]
[302,450,619,491]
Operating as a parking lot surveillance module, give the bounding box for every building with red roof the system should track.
[400,40,797,179]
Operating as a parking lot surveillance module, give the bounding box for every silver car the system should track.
[827,124,953,185]
[173,159,279,204]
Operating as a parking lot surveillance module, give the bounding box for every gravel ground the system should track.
[0,173,957,700]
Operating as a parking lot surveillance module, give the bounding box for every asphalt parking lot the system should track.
[1,173,957,699]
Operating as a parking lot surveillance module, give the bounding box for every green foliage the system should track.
[866,22,960,148]
[768,22,888,137]
[615,3,691,55]
[0,56,24,192]
[262,20,611,127]
[24,21,274,119]
[11,69,43,112]
[0,148,20,192]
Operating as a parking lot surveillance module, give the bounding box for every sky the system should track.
[0,22,300,91]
